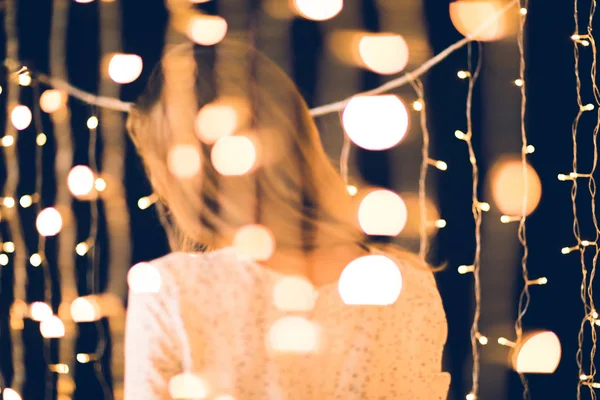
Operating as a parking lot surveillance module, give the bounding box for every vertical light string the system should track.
[514,2,532,398]
[460,41,485,400]
[3,0,27,394]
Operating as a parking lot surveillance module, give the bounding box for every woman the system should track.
[124,40,449,399]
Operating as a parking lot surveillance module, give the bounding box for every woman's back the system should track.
[125,247,450,399]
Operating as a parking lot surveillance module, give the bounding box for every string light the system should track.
[138,194,158,210]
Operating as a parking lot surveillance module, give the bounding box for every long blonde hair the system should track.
[126,40,430,269]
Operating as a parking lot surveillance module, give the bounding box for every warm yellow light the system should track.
[342,95,409,151]
[168,144,202,179]
[3,197,15,208]
[36,207,63,237]
[70,296,101,322]
[50,363,69,374]
[358,189,408,236]
[40,90,68,113]
[466,393,476,400]
[2,388,22,400]
[77,353,91,363]
[138,196,154,210]
[127,262,162,293]
[20,195,33,208]
[168,373,210,400]
[195,101,240,144]
[357,34,409,75]
[40,316,65,338]
[186,15,228,46]
[346,185,358,196]
[30,302,53,322]
[458,265,474,274]
[293,0,343,21]
[3,241,15,253]
[514,78,524,87]
[37,133,47,146]
[108,54,143,84]
[490,159,542,216]
[477,334,489,345]
[211,135,256,176]
[233,224,275,262]
[0,254,8,266]
[30,253,42,267]
[412,100,423,111]
[1,135,15,147]
[450,0,510,42]
[18,73,32,86]
[267,316,320,353]
[68,165,95,197]
[435,219,447,228]
[273,276,316,312]
[87,116,99,130]
[76,242,89,256]
[338,255,402,305]
[513,331,561,373]
[94,178,107,192]
[478,202,490,212]
[519,7,527,15]
[11,105,32,130]
[457,70,470,79]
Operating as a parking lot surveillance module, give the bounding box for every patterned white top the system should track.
[124,246,450,399]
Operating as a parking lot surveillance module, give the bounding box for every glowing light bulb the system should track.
[3,242,15,253]
[87,116,99,129]
[346,185,358,196]
[267,316,320,353]
[490,159,542,216]
[458,265,474,274]
[187,15,228,46]
[138,196,153,210]
[357,34,409,75]
[30,302,53,322]
[76,242,89,256]
[457,70,470,79]
[36,133,47,146]
[3,197,15,208]
[30,253,42,267]
[233,224,275,261]
[36,207,63,237]
[0,254,8,266]
[342,95,409,151]
[18,73,32,86]
[514,78,524,87]
[94,178,107,192]
[293,0,343,21]
[338,255,402,305]
[127,262,162,293]
[520,7,527,15]
[466,393,476,400]
[358,189,408,236]
[108,54,143,84]
[68,165,95,197]
[11,105,32,130]
[513,331,561,373]
[412,100,423,111]
[40,90,67,113]
[168,373,210,400]
[20,195,33,208]
[77,353,91,363]
[40,316,65,338]
[70,296,101,322]
[168,144,201,179]
[1,135,15,147]
[195,102,239,144]
[435,219,447,228]
[454,130,469,140]
[211,135,256,176]
[2,388,22,400]
[273,276,316,312]
[450,0,509,41]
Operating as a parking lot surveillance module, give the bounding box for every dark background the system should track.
[0,0,594,399]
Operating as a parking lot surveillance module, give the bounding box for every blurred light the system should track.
[18,73,32,86]
[68,165,95,197]
[342,95,409,151]
[76,242,89,256]
[37,133,47,146]
[412,100,423,111]
[293,0,343,21]
[30,253,42,267]
[87,116,99,130]
[108,54,143,84]
[490,159,542,216]
[77,353,91,363]
[128,262,162,293]
[3,197,15,208]
[40,90,68,113]
[11,105,32,130]
[211,135,256,176]
[30,302,53,322]
[0,254,8,266]
[187,15,228,46]
[168,373,210,400]
[358,34,409,75]
[513,331,561,373]
[338,255,402,305]
[346,185,358,196]
[168,144,201,179]
[70,296,101,322]
[195,102,239,144]
[1,135,15,147]
[450,0,510,41]
[457,70,470,79]
[3,242,15,253]
[358,189,408,236]
[267,316,320,353]
[233,224,275,261]
[36,207,63,237]
[95,178,107,192]
[273,276,316,312]
[2,388,22,400]
[514,78,524,87]
[40,316,65,338]
[20,195,33,208]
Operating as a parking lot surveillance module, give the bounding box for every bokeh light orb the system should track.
[36,207,63,237]
[450,1,509,42]
[358,189,408,236]
[167,144,201,179]
[68,165,95,197]
[293,0,343,21]
[338,255,402,305]
[108,54,143,84]
[358,34,409,75]
[70,296,101,323]
[267,316,320,353]
[40,316,65,338]
[40,90,68,113]
[195,102,238,144]
[210,135,257,176]
[11,105,32,130]
[30,302,53,322]
[513,331,561,374]
[2,388,22,400]
[168,373,210,400]
[273,276,316,312]
[127,262,162,294]
[187,15,228,46]
[342,95,409,151]
[490,159,541,216]
[233,224,275,261]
